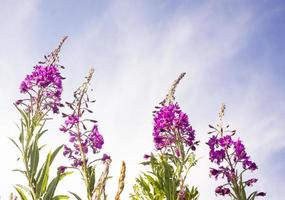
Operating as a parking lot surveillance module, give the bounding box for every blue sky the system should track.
[0,0,284,199]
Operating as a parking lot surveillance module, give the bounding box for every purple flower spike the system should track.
[207,104,266,198]
[152,103,197,152]
[19,65,63,113]
[89,124,104,151]
[60,69,108,169]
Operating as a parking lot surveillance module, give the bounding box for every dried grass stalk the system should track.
[93,159,112,200]
[114,161,126,200]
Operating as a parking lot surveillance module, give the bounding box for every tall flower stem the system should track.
[131,73,199,200]
[76,82,92,200]
[12,36,70,200]
[207,103,266,199]
[60,68,111,200]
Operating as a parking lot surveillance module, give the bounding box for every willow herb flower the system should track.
[153,103,196,151]
[131,73,199,200]
[59,68,111,200]
[11,36,70,200]
[207,104,266,199]
[19,65,63,113]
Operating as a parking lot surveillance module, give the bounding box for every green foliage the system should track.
[130,154,199,200]
[15,186,29,200]
[52,195,70,200]
[69,192,83,200]
[87,166,96,195]
[12,105,71,200]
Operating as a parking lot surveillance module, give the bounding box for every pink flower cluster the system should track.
[18,65,63,113]
[60,114,104,167]
[207,133,265,197]
[153,103,196,152]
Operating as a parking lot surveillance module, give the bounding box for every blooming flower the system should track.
[18,65,63,114]
[65,115,79,126]
[207,135,257,172]
[152,103,196,151]
[60,69,107,168]
[60,117,105,167]
[207,104,265,198]
[89,124,104,152]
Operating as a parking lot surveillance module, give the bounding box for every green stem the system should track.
[225,150,242,200]
[21,127,36,200]
[76,85,92,200]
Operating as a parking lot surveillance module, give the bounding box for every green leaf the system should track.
[19,121,25,144]
[39,144,47,151]
[240,176,247,200]
[140,161,151,165]
[9,137,22,153]
[43,176,60,200]
[37,129,48,140]
[29,141,40,177]
[247,191,257,200]
[88,167,95,194]
[69,192,82,200]
[43,172,72,200]
[12,169,26,175]
[36,145,63,197]
[14,104,29,127]
[15,186,28,200]
[16,184,32,196]
[52,195,69,200]
[36,152,51,197]
[51,145,63,164]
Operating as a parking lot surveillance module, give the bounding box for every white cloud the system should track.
[0,0,40,198]
[0,1,284,199]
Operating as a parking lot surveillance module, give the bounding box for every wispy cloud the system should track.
[0,0,284,199]
[0,0,41,197]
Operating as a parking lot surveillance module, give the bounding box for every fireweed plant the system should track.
[207,104,266,199]
[11,36,71,200]
[58,69,126,200]
[131,73,199,200]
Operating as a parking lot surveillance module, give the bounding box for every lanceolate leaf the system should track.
[12,169,26,175]
[43,176,60,200]
[36,152,51,197]
[240,176,247,200]
[52,195,69,200]
[14,104,29,127]
[51,145,63,164]
[9,137,22,153]
[88,167,95,194]
[247,191,257,200]
[16,184,32,196]
[43,172,73,200]
[35,145,63,197]
[69,192,82,200]
[15,186,28,200]
[29,140,40,177]
[19,120,25,144]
